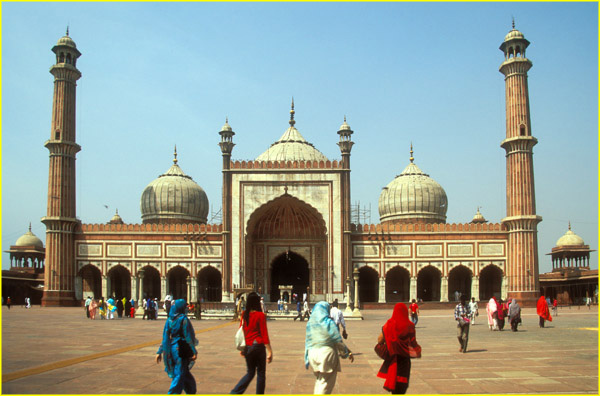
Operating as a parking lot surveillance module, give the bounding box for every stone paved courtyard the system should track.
[2,305,597,394]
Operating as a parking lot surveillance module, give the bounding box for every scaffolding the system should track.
[351,201,372,225]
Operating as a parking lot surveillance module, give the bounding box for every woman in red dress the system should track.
[377,303,421,394]
[537,295,553,328]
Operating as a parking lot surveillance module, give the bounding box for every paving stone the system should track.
[2,306,597,394]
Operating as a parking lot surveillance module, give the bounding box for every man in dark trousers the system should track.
[293,300,303,321]
[454,294,471,353]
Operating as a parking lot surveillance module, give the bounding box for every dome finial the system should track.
[173,145,178,165]
[28,222,32,232]
[511,17,515,30]
[289,97,296,127]
[66,25,70,36]
[568,221,571,231]
[409,142,414,163]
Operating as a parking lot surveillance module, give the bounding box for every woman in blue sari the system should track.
[305,301,354,394]
[155,299,198,394]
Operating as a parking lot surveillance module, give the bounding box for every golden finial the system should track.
[173,145,178,164]
[409,143,414,163]
[344,115,347,123]
[289,97,296,127]
[225,116,229,124]
[568,221,571,231]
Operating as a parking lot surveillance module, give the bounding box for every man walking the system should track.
[85,296,92,318]
[329,299,347,339]
[454,295,471,353]
[409,299,420,326]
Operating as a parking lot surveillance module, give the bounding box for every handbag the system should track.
[235,319,246,352]
[374,328,390,360]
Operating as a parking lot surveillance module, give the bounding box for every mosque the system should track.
[5,24,595,308]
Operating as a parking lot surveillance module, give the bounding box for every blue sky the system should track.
[2,2,598,273]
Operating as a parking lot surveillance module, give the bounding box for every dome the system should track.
[140,151,209,224]
[378,151,448,224]
[556,225,585,247]
[109,209,124,225]
[504,28,525,42]
[256,101,329,162]
[56,28,77,48]
[15,225,44,249]
[471,208,487,223]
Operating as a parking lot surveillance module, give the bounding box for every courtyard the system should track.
[2,305,597,394]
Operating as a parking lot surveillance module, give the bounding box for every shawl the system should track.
[537,296,553,322]
[161,299,198,378]
[377,303,421,392]
[304,301,345,369]
[508,299,520,318]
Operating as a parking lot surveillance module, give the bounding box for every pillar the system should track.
[410,276,417,302]
[344,278,353,315]
[186,276,192,302]
[191,277,198,303]
[378,277,386,303]
[101,275,108,299]
[161,276,167,300]
[501,276,509,300]
[131,276,137,304]
[471,275,480,301]
[440,276,449,302]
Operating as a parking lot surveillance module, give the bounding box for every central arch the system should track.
[417,266,441,302]
[245,194,327,301]
[269,251,309,302]
[168,266,190,300]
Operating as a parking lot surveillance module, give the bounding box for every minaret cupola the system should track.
[52,27,81,68]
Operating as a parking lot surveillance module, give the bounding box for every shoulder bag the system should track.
[235,318,247,352]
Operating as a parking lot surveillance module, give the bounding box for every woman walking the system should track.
[486,297,498,330]
[231,292,273,394]
[377,303,421,394]
[155,299,198,394]
[305,301,353,394]
[508,299,521,331]
[537,295,553,328]
[89,298,98,320]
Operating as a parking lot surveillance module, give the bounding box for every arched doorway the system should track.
[169,266,190,300]
[197,266,222,302]
[80,264,101,299]
[448,265,472,301]
[270,251,309,302]
[479,265,503,300]
[246,194,327,301]
[108,265,131,299]
[386,266,410,302]
[417,266,441,301]
[358,266,379,303]
[141,265,161,300]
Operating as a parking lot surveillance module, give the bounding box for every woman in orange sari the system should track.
[377,303,421,394]
[537,295,552,328]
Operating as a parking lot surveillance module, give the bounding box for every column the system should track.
[440,276,448,302]
[352,268,362,318]
[378,277,386,303]
[410,277,417,302]
[344,278,353,315]
[186,276,192,302]
[131,276,137,304]
[191,277,198,303]
[471,276,479,301]
[501,276,509,300]
[101,275,108,299]
[136,271,145,315]
[161,276,167,300]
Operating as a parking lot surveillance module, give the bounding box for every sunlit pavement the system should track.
[2,305,597,394]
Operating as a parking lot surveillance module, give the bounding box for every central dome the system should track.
[140,149,209,224]
[256,101,328,162]
[378,148,447,224]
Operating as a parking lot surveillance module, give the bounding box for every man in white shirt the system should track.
[329,299,348,339]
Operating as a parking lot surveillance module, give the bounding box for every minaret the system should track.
[337,116,354,290]
[499,22,542,304]
[41,29,82,306]
[219,118,235,301]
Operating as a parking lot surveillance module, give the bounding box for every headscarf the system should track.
[382,303,420,357]
[508,298,520,318]
[537,296,552,322]
[161,299,198,378]
[304,301,345,369]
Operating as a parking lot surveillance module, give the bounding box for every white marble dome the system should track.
[378,156,448,224]
[556,225,585,247]
[140,152,209,224]
[15,225,44,249]
[256,102,328,162]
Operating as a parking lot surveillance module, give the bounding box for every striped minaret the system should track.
[41,29,82,306]
[499,22,542,305]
